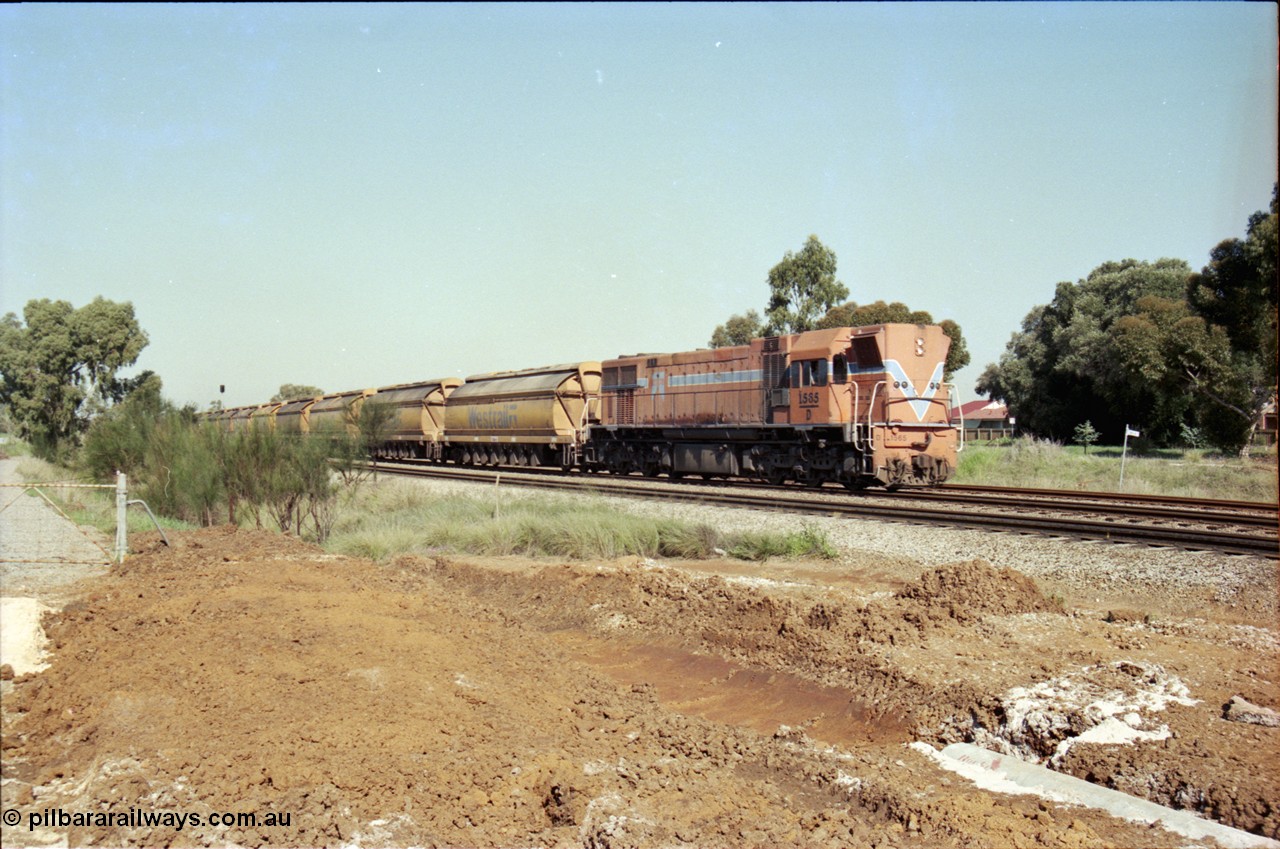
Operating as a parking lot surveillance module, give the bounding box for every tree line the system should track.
[978,187,1277,454]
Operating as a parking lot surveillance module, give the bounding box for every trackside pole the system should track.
[115,471,127,563]
[1119,425,1139,491]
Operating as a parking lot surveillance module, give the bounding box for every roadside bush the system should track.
[140,419,223,525]
[82,399,355,540]
[80,384,169,481]
[727,524,838,561]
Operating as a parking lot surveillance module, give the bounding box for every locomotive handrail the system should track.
[850,381,866,452]
[866,380,884,441]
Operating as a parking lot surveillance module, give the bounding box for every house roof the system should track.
[951,399,1009,421]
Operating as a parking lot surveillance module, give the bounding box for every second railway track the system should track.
[366,462,1279,559]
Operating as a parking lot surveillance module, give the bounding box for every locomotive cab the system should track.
[781,325,956,487]
[850,324,956,487]
[783,328,858,427]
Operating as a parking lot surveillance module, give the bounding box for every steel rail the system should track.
[367,463,1278,559]
[895,487,1277,529]
[936,483,1274,513]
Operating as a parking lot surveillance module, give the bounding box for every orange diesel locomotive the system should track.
[594,323,956,488]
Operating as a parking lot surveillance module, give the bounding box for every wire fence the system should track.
[0,479,119,565]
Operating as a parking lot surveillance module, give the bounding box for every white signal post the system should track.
[1119,425,1140,491]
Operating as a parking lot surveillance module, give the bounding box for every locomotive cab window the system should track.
[833,354,848,384]
[850,336,882,369]
[793,360,827,388]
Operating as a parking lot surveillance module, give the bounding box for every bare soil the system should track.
[2,526,1276,848]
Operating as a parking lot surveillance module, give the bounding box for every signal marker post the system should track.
[1119,425,1140,491]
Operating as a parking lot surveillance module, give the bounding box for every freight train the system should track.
[204,323,960,489]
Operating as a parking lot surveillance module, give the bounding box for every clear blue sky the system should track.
[2,3,1275,409]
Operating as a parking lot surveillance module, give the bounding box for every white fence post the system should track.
[115,471,127,563]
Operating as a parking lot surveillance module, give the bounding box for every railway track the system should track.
[366,461,1278,559]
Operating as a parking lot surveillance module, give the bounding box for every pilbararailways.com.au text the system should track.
[6,807,292,831]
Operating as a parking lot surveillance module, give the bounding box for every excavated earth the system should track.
[2,524,1277,848]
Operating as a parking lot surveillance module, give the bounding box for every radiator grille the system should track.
[763,351,788,419]
[616,389,635,425]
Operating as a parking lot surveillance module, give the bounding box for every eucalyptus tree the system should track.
[0,297,148,459]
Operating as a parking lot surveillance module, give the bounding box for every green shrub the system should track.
[81,398,357,540]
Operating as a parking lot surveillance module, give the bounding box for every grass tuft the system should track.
[956,437,1276,502]
[327,483,839,563]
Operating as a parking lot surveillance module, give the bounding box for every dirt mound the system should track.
[122,526,324,569]
[897,559,1063,622]
[423,554,1278,841]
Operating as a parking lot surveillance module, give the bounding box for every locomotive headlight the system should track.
[915,337,925,356]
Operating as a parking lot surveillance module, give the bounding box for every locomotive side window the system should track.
[851,336,882,368]
[793,360,827,388]
[813,359,828,387]
[833,354,848,384]
[602,365,639,391]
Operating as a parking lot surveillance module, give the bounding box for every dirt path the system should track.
[1,526,1276,848]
